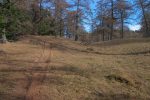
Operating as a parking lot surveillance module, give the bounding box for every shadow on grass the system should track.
[89,92,150,100]
[0,93,26,100]
[105,74,131,85]
[88,50,150,56]
[49,65,89,78]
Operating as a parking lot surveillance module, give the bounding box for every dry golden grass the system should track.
[0,36,150,100]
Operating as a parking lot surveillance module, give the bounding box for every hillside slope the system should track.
[0,36,150,100]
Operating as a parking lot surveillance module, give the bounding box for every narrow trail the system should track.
[24,67,49,100]
[24,41,52,100]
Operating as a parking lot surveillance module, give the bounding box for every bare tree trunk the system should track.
[110,0,114,40]
[59,9,63,37]
[102,32,105,41]
[108,32,110,40]
[121,10,124,39]
[59,19,62,37]
[2,34,7,43]
[101,17,105,41]
[31,0,43,35]
[32,23,38,35]
[139,0,149,36]
[75,0,80,41]
[39,0,43,13]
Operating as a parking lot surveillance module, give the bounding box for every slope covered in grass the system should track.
[0,36,150,100]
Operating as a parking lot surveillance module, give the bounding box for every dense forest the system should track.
[0,0,150,42]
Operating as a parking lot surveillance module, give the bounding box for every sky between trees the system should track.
[66,0,142,31]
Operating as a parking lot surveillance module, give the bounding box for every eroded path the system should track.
[24,41,52,100]
[24,66,49,100]
[0,40,53,100]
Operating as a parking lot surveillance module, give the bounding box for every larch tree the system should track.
[110,0,114,40]
[135,0,150,36]
[30,0,43,35]
[116,0,132,39]
[54,0,69,37]
[96,0,117,41]
[66,11,77,38]
[68,0,92,41]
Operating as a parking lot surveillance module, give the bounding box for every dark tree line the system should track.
[0,0,150,42]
